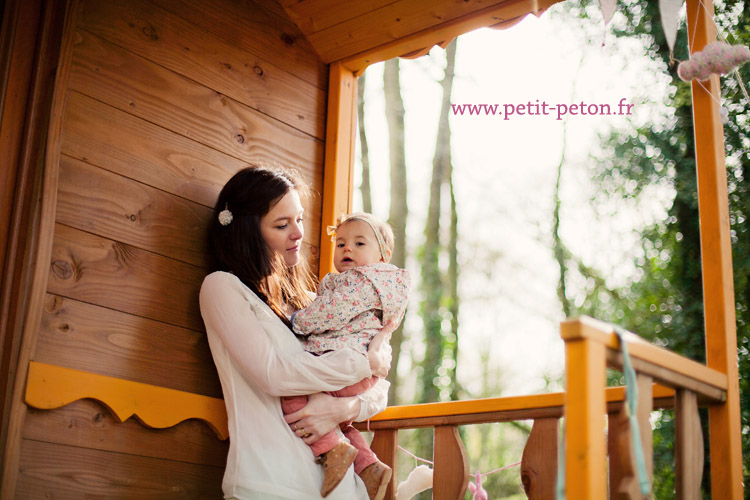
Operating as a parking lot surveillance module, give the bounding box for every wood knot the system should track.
[280,33,295,46]
[93,412,105,425]
[142,25,159,41]
[222,62,232,70]
[44,294,64,313]
[253,65,263,76]
[51,260,73,280]
[235,134,245,144]
[58,323,71,333]
[130,214,137,222]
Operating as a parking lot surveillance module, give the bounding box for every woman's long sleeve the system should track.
[200,273,372,397]
[355,377,390,422]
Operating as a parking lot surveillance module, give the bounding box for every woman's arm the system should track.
[200,272,373,396]
[284,378,390,445]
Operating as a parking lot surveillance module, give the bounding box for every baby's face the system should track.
[333,220,383,272]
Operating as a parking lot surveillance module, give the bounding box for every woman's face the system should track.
[260,190,304,267]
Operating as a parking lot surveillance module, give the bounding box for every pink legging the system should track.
[281,376,378,474]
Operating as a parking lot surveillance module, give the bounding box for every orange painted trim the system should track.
[368,384,674,422]
[685,0,743,498]
[561,316,728,391]
[564,337,607,500]
[319,62,356,278]
[25,361,228,440]
[338,0,563,74]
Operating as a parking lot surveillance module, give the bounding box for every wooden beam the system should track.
[319,62,356,278]
[562,316,727,395]
[564,338,607,500]
[685,1,743,498]
[0,0,73,497]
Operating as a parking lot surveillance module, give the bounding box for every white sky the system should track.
[353,3,677,400]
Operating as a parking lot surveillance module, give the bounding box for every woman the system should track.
[199,166,393,500]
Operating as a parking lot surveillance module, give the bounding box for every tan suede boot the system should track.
[318,441,358,497]
[358,460,392,500]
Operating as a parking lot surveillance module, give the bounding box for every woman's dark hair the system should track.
[208,166,315,321]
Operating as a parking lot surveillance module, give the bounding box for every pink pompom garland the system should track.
[678,41,750,82]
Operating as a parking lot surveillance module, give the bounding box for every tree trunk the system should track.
[357,72,372,213]
[419,39,458,406]
[383,58,408,404]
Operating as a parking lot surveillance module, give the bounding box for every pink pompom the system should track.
[677,42,750,81]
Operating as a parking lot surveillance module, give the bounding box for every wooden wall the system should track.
[11,0,328,497]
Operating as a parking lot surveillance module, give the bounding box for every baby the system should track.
[283,213,410,500]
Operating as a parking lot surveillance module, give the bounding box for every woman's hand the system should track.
[366,320,395,378]
[284,393,359,445]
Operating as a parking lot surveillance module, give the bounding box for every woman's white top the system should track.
[199,271,389,499]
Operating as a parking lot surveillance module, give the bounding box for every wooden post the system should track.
[685,1,743,498]
[433,425,468,500]
[319,61,356,278]
[369,429,398,500]
[564,337,607,500]
[675,390,704,500]
[521,418,558,500]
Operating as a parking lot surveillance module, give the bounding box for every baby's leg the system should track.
[341,425,377,474]
[281,395,340,456]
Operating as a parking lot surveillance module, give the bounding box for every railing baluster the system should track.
[521,417,558,499]
[675,389,704,500]
[433,425,468,500]
[370,429,398,500]
[608,374,653,499]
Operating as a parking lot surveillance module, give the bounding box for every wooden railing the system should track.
[356,316,728,500]
[562,316,727,500]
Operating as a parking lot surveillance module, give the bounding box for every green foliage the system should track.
[564,0,749,497]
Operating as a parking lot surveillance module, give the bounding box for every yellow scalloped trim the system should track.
[25,361,228,439]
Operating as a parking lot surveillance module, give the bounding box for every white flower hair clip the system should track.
[218,204,233,226]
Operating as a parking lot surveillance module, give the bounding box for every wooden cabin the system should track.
[0,0,742,498]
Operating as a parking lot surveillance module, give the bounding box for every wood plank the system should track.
[307,0,550,63]
[279,0,397,36]
[369,429,397,500]
[149,0,327,89]
[57,156,213,268]
[60,92,323,251]
[36,293,221,397]
[564,338,607,500]
[561,316,727,394]
[78,0,326,139]
[520,418,558,499]
[47,223,205,331]
[685,0,743,497]
[675,390,704,500]
[23,399,228,467]
[16,439,224,499]
[606,350,725,402]
[61,90,244,207]
[338,0,561,73]
[354,384,675,425]
[433,425,468,500]
[68,28,324,180]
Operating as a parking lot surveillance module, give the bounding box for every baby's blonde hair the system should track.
[328,212,395,261]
